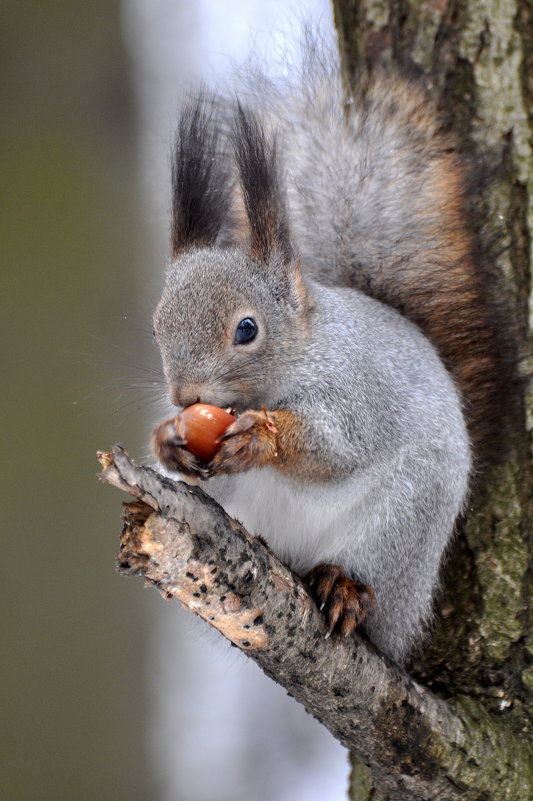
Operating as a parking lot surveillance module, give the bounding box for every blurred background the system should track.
[2,1,348,799]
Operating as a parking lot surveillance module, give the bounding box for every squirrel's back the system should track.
[242,53,517,467]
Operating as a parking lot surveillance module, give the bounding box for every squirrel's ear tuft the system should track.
[170,92,233,257]
[232,103,293,265]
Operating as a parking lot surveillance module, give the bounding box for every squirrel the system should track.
[150,47,517,664]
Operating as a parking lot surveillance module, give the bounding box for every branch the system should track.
[98,446,533,801]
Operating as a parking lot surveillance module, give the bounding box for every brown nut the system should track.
[177,403,236,462]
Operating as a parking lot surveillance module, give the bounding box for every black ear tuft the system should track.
[232,103,292,264]
[171,92,233,256]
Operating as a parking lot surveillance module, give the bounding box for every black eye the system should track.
[234,317,258,345]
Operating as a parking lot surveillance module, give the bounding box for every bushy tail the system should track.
[248,52,519,467]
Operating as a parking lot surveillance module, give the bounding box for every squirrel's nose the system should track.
[169,383,203,408]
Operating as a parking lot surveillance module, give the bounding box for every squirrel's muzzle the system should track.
[169,382,205,409]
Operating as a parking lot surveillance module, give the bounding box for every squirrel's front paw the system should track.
[208,408,278,475]
[151,419,211,480]
[305,564,376,638]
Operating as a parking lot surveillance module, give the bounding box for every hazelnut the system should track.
[177,403,236,461]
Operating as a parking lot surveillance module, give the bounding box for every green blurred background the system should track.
[2,3,152,798]
[1,4,351,800]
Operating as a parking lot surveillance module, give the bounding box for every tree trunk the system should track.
[330,0,533,797]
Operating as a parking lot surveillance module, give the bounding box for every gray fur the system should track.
[153,54,472,663]
[207,286,469,662]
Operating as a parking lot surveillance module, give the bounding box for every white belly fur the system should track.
[207,467,372,575]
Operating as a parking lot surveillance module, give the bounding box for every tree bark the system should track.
[98,446,532,800]
[330,0,533,798]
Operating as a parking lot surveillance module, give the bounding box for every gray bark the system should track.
[98,447,532,800]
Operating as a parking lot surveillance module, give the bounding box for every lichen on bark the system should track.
[465,461,528,665]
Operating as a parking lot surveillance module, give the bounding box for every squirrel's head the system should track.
[154,247,309,411]
[153,94,311,412]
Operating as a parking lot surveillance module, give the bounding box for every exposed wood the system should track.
[98,446,533,800]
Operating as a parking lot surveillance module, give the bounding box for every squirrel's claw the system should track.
[152,419,210,480]
[218,415,256,441]
[209,409,278,475]
[304,564,376,639]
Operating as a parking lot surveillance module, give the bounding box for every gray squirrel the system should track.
[151,49,515,663]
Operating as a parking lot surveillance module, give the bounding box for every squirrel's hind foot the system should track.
[305,564,376,638]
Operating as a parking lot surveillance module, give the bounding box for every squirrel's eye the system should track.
[234,317,258,345]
